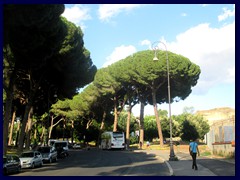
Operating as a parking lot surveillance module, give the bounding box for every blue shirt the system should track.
[189,142,198,153]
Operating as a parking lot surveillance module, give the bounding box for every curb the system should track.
[145,151,174,176]
[163,159,174,176]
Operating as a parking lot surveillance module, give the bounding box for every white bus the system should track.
[100,131,125,150]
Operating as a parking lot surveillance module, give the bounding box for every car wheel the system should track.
[3,168,8,175]
[31,163,35,169]
[17,166,21,173]
[55,157,58,162]
[49,158,52,163]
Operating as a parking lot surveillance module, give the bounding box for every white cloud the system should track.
[181,13,187,17]
[158,22,235,95]
[227,67,235,83]
[140,39,151,46]
[103,45,137,67]
[140,39,151,49]
[98,4,142,22]
[218,5,235,22]
[62,5,91,30]
[201,4,209,7]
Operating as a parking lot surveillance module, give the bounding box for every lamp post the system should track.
[152,41,176,161]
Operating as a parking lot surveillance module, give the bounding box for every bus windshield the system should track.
[100,131,125,150]
[113,132,124,138]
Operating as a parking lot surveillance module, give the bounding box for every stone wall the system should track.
[195,107,235,157]
[212,143,235,157]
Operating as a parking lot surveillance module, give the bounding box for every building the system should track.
[196,107,235,157]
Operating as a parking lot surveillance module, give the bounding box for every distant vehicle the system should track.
[53,140,69,158]
[100,131,125,150]
[19,151,43,169]
[48,139,58,147]
[53,140,69,151]
[3,154,21,175]
[73,143,81,149]
[37,146,57,163]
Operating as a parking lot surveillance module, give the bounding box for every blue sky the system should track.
[62,4,235,116]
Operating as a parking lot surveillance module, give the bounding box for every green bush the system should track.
[130,136,138,144]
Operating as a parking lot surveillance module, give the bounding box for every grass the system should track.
[200,151,212,156]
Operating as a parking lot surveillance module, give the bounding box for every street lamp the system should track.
[152,41,176,161]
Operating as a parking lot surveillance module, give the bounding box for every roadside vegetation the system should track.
[4,5,204,156]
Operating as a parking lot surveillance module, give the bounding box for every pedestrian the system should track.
[146,141,150,149]
[189,139,200,170]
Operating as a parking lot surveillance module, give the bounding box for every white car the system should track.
[19,151,43,168]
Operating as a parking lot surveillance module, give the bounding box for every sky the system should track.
[62,4,235,117]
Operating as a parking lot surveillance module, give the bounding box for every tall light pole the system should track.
[152,41,176,161]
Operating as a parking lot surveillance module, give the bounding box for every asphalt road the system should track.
[174,151,235,176]
[11,148,170,176]
[197,158,235,176]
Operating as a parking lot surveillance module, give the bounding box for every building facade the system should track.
[196,107,235,157]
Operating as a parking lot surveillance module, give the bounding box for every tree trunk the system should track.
[63,118,66,140]
[152,88,164,147]
[113,96,118,132]
[25,106,33,150]
[33,124,37,146]
[15,120,21,147]
[126,106,131,150]
[49,116,64,139]
[71,120,74,144]
[139,100,145,146]
[100,111,106,130]
[3,70,16,155]
[97,111,107,147]
[17,101,32,154]
[40,126,45,146]
[8,107,16,146]
[48,114,54,140]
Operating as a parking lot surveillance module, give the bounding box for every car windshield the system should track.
[20,152,34,157]
[55,142,67,148]
[38,147,50,153]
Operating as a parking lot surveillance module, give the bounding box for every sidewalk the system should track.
[157,150,217,176]
[134,149,219,176]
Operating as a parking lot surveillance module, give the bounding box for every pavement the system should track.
[133,149,235,176]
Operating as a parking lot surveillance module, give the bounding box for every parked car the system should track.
[53,140,69,151]
[19,151,43,169]
[56,147,69,159]
[53,141,69,158]
[73,143,81,149]
[3,154,21,175]
[37,146,57,163]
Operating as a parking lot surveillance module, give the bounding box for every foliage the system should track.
[130,136,139,144]
[4,5,202,148]
[3,4,97,154]
[118,109,137,132]
[144,115,158,141]
[176,113,210,141]
[180,120,199,141]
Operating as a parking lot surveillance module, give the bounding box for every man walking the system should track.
[189,139,200,170]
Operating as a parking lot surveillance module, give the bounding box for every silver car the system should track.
[3,154,21,175]
[19,151,43,169]
[37,146,57,163]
